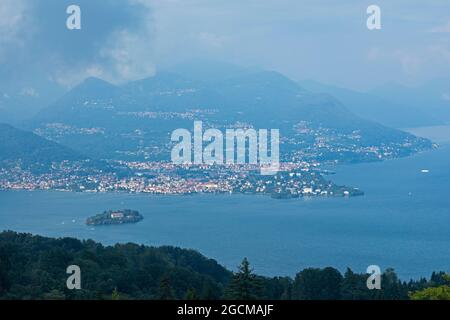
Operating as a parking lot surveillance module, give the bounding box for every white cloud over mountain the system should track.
[0,0,155,88]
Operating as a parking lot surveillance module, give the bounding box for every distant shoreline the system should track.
[404,125,450,145]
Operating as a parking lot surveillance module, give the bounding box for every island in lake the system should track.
[86,210,143,226]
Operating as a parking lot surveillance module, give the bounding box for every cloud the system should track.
[2,0,450,91]
[366,48,423,76]
[0,0,155,87]
[428,44,450,62]
[397,53,422,75]
[198,32,229,48]
[0,0,28,61]
[429,21,450,33]
[367,47,384,61]
[20,88,39,98]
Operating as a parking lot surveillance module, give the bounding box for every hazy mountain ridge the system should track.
[369,78,450,126]
[27,62,432,162]
[299,80,444,128]
[0,123,86,164]
[0,78,66,124]
[33,66,418,133]
[0,123,112,175]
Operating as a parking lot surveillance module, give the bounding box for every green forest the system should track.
[0,231,448,300]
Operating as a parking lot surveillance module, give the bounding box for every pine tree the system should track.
[224,258,263,300]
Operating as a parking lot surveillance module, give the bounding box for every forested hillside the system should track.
[0,232,447,300]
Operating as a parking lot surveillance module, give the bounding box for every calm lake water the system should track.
[1,129,450,279]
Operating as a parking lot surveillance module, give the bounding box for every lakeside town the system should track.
[0,119,432,199]
[1,118,434,199]
[0,160,363,198]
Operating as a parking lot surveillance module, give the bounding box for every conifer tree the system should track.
[224,258,263,300]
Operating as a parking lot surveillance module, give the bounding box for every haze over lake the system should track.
[1,127,449,280]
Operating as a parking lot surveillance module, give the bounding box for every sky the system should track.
[1,0,450,91]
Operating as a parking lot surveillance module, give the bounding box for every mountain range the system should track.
[0,61,436,164]
[0,123,86,165]
[1,61,448,130]
[0,78,65,125]
[371,79,450,124]
[24,63,429,160]
[299,79,450,128]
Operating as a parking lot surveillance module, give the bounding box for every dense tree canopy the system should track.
[0,232,447,300]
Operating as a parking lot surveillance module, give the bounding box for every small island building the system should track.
[110,212,124,219]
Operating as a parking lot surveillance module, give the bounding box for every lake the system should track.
[1,128,449,280]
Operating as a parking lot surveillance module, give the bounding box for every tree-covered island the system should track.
[86,210,143,226]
